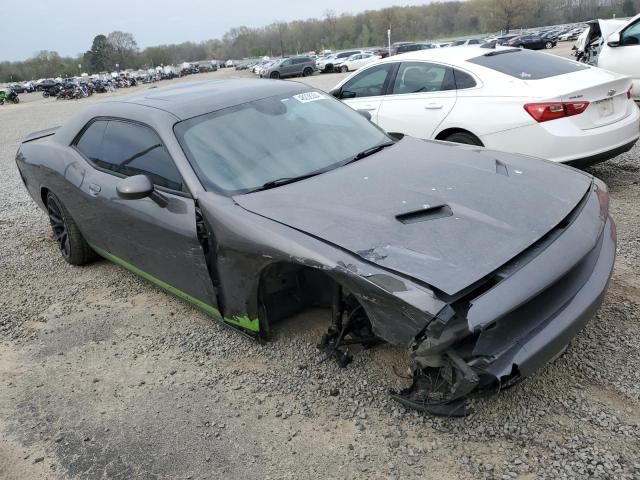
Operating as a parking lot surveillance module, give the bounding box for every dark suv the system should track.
[263,57,316,79]
[390,43,434,56]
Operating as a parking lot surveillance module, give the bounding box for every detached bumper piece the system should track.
[391,350,478,417]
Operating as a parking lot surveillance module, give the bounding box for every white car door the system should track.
[598,16,640,101]
[346,54,362,70]
[376,61,457,139]
[336,63,397,122]
[356,55,375,69]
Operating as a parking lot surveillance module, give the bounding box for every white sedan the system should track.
[330,46,640,165]
[336,53,381,73]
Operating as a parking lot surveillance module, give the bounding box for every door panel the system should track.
[340,63,396,123]
[376,61,457,139]
[68,119,218,308]
[343,98,384,121]
[74,165,217,307]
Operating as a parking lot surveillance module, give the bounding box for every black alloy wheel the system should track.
[45,191,96,265]
[46,193,71,259]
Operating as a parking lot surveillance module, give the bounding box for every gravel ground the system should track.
[1,62,639,480]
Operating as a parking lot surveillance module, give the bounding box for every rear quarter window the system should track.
[467,49,589,80]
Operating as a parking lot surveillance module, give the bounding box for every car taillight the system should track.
[524,101,589,123]
[628,86,633,99]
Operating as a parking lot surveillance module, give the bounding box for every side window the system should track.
[281,59,292,66]
[621,21,640,46]
[75,120,108,162]
[95,121,183,191]
[469,39,480,45]
[340,63,394,98]
[453,69,477,89]
[392,62,455,94]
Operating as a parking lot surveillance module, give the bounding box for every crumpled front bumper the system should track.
[396,182,616,416]
[476,216,615,387]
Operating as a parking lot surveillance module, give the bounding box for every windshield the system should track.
[174,90,389,195]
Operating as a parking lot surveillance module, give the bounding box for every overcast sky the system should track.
[1,0,431,62]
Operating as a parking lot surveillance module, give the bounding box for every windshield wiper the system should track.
[245,171,324,194]
[244,141,395,194]
[345,141,395,165]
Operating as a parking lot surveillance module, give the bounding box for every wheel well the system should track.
[256,262,378,356]
[40,187,50,206]
[258,263,335,335]
[435,128,483,146]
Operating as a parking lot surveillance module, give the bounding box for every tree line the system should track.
[1,0,638,82]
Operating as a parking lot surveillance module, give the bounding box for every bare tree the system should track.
[275,22,288,57]
[107,31,138,69]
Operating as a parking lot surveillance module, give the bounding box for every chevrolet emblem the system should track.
[607,89,616,97]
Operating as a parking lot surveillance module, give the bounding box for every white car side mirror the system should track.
[607,32,621,47]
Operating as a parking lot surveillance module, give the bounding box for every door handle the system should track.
[361,106,377,111]
[424,103,443,110]
[88,183,102,196]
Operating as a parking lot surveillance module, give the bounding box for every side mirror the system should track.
[607,32,621,47]
[329,88,341,98]
[341,90,357,99]
[356,110,372,121]
[116,174,154,200]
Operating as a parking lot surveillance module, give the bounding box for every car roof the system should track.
[104,79,310,119]
[385,45,503,64]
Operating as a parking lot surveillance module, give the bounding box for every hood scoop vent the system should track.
[396,205,453,224]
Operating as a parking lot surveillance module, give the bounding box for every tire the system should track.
[46,191,96,266]
[302,67,313,77]
[443,131,483,146]
[12,97,19,104]
[43,91,50,98]
[270,71,280,79]
[545,41,553,49]
[340,65,348,73]
[518,44,525,49]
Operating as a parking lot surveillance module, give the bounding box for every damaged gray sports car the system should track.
[16,80,616,416]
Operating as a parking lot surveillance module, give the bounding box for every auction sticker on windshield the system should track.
[292,92,325,103]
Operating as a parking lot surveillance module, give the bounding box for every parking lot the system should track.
[1,47,640,479]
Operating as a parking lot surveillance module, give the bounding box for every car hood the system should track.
[234,137,592,296]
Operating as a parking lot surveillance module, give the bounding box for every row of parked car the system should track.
[1,62,219,100]
[230,22,594,81]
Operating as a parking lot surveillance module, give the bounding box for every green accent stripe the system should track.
[90,244,259,333]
